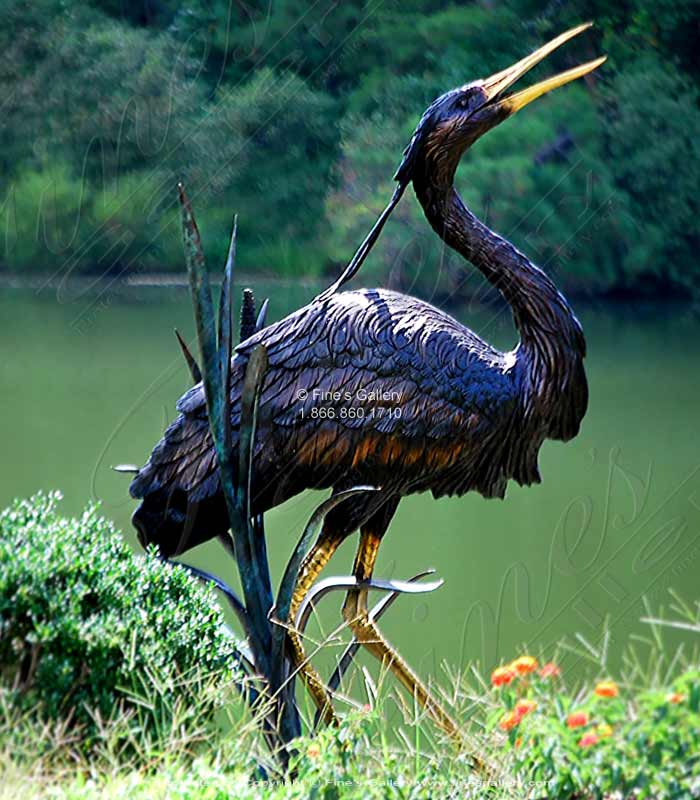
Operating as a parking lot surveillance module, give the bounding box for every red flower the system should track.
[499,711,520,731]
[510,656,539,675]
[539,662,561,679]
[667,692,685,704]
[578,732,599,748]
[498,699,538,735]
[514,699,537,719]
[594,680,619,698]
[566,711,589,729]
[491,666,516,687]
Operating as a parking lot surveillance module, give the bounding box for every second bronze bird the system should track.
[131,24,603,734]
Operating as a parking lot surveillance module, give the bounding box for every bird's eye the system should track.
[456,95,470,110]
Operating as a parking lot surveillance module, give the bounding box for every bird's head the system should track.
[395,23,605,187]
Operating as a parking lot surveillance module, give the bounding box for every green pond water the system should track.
[2,284,699,690]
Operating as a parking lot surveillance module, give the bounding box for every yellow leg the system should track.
[342,528,464,739]
[287,529,344,726]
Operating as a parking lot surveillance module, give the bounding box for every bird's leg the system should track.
[341,526,462,739]
[286,528,344,726]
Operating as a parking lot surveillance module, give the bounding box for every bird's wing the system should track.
[233,290,515,431]
[131,291,517,502]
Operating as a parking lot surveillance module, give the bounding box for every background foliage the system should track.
[0,0,698,299]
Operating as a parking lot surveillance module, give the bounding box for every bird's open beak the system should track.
[475,23,605,121]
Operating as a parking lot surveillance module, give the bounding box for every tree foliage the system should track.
[0,0,698,298]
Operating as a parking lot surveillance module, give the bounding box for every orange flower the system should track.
[514,699,538,719]
[566,711,589,729]
[594,680,619,698]
[491,666,517,687]
[579,732,599,748]
[539,662,561,679]
[515,736,523,748]
[596,723,613,738]
[499,711,520,731]
[667,692,686,704]
[306,742,321,759]
[510,656,539,675]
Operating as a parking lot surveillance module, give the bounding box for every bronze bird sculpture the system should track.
[131,25,602,733]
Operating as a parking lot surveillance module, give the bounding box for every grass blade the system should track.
[218,215,237,455]
[237,345,267,519]
[255,298,269,332]
[174,328,202,384]
[235,344,273,659]
[178,183,224,449]
[252,513,274,630]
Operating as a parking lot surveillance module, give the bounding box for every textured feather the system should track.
[131,288,531,555]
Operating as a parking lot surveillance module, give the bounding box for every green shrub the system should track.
[0,492,237,751]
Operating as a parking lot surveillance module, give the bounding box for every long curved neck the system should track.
[414,175,584,353]
[412,165,587,440]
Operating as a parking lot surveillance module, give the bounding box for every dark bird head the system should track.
[395,23,605,187]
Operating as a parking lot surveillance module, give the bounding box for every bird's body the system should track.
[132,279,584,556]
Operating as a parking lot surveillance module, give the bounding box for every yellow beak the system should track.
[480,23,606,115]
